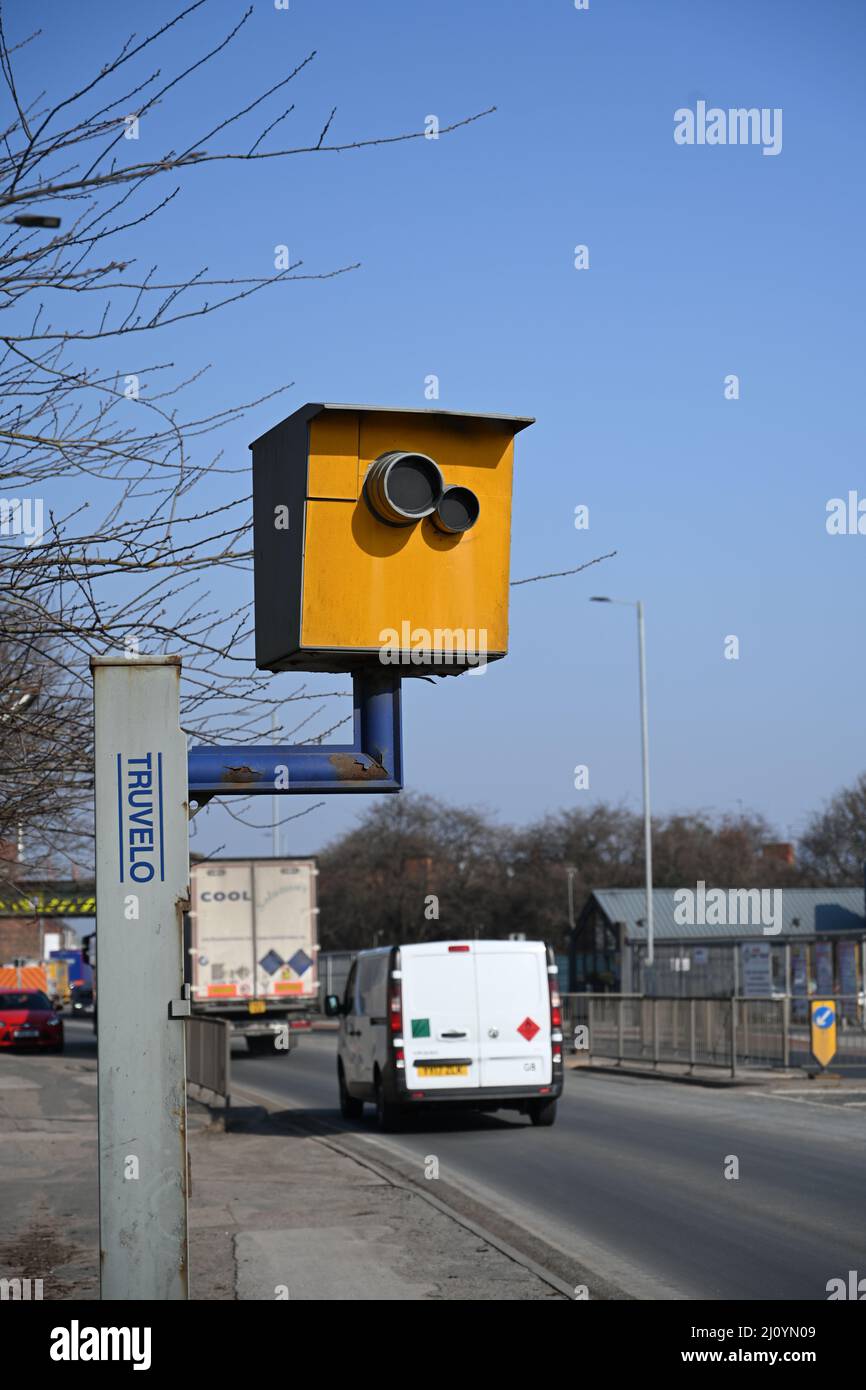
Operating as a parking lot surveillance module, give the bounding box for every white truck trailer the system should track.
[187,857,318,1054]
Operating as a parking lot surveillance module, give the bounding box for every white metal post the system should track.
[566,865,578,994]
[591,596,655,970]
[636,601,654,966]
[92,655,190,1300]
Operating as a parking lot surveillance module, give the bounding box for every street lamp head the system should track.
[6,214,61,229]
[590,595,642,610]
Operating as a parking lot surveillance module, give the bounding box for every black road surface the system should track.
[230,1028,866,1300]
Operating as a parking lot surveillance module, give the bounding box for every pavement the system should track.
[0,1018,562,1301]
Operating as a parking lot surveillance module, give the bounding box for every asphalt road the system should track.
[231,1028,866,1301]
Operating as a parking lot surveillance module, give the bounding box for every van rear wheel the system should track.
[528,1098,557,1127]
[374,1073,402,1132]
[338,1064,363,1121]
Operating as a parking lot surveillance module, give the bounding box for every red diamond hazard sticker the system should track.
[517,1016,540,1042]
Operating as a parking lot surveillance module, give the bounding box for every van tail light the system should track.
[449,944,470,952]
[389,970,403,1041]
[548,958,563,1066]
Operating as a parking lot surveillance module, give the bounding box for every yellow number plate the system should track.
[416,1064,469,1077]
[248,1000,266,1014]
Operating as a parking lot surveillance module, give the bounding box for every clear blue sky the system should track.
[20,0,866,858]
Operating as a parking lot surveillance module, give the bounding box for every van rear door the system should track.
[474,942,552,1088]
[401,944,479,1091]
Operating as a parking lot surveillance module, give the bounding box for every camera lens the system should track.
[364,452,444,525]
[433,485,480,535]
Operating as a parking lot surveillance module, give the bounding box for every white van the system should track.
[324,939,563,1129]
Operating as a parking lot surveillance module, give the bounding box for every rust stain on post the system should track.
[223,764,266,785]
[328,753,388,780]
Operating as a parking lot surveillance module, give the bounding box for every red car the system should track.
[0,990,64,1052]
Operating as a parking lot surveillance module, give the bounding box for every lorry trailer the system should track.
[187,857,318,1055]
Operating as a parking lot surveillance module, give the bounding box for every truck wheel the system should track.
[338,1064,364,1121]
[246,1036,277,1056]
[528,1098,557,1127]
[374,1073,402,1132]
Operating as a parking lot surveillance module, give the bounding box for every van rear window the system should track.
[357,954,388,1015]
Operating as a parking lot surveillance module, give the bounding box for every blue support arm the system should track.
[187,669,402,803]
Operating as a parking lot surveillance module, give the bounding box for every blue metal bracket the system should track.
[187,669,402,805]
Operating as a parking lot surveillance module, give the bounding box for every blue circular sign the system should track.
[814,1005,835,1029]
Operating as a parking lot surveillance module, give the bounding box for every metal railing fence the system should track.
[186,1016,231,1121]
[562,994,866,1076]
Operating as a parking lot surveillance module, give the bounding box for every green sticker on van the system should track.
[411,1018,431,1038]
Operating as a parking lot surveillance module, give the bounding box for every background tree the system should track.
[317,793,508,950]
[318,794,812,952]
[798,774,866,884]
[0,3,489,884]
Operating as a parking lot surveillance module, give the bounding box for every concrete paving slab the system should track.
[235,1225,434,1300]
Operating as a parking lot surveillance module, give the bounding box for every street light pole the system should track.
[636,600,654,967]
[590,596,655,967]
[566,865,577,993]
